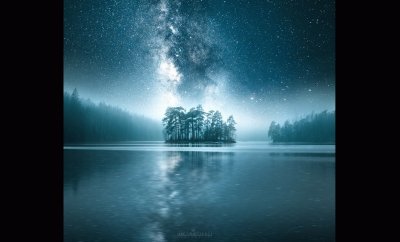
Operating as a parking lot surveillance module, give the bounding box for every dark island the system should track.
[268,110,335,143]
[162,105,236,143]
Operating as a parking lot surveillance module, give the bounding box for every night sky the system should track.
[64,0,335,139]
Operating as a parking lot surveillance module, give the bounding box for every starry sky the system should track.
[64,0,335,139]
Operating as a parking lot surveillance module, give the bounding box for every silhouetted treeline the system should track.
[162,106,236,143]
[268,110,335,143]
[64,88,162,143]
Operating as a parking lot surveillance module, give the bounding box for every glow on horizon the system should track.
[63,0,335,140]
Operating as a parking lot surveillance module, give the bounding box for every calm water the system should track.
[64,142,335,242]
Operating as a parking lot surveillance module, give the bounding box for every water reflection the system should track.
[143,151,235,241]
[64,148,334,242]
[165,143,236,148]
[64,150,140,194]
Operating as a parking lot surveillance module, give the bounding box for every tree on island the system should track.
[268,110,335,143]
[162,105,236,143]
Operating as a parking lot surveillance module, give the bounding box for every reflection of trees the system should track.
[64,150,137,194]
[165,143,235,148]
[64,150,95,194]
[65,149,236,241]
[143,151,235,241]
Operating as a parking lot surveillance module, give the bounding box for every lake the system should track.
[64,142,335,242]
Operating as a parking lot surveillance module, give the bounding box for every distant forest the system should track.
[64,88,162,143]
[268,110,335,143]
[162,106,236,143]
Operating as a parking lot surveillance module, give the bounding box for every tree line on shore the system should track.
[268,110,335,143]
[162,106,236,143]
[64,88,162,143]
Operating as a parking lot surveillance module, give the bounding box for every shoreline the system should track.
[165,141,236,144]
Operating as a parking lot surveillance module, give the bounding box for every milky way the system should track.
[137,0,229,116]
[64,0,335,139]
